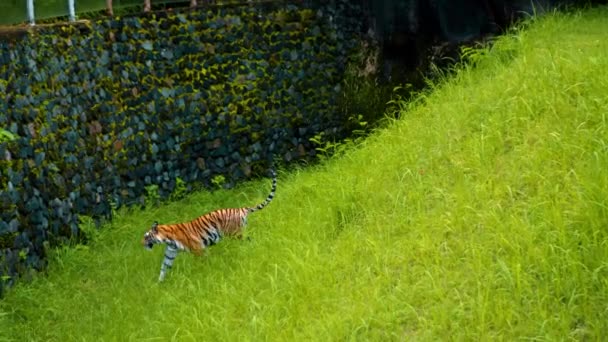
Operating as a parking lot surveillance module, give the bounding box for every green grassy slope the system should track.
[2,7,607,341]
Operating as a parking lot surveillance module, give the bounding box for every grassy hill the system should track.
[1,6,607,341]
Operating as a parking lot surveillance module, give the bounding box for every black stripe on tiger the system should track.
[142,168,277,281]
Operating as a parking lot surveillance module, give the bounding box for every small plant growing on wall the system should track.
[0,128,16,143]
[145,184,161,207]
[169,177,188,201]
[211,174,226,189]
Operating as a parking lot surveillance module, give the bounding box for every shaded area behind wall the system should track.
[349,0,601,82]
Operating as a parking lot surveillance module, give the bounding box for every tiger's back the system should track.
[179,207,250,251]
[142,169,277,281]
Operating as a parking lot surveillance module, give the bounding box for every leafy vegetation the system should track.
[0,129,16,143]
[1,6,607,340]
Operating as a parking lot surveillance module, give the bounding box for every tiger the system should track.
[142,169,276,282]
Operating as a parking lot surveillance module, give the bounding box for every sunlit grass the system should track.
[1,6,608,341]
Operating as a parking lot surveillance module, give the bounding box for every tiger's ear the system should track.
[152,221,158,232]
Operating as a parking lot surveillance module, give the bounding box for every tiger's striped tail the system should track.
[248,169,277,213]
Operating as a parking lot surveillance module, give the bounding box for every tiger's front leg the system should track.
[159,244,178,282]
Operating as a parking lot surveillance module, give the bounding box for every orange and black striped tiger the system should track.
[142,169,276,281]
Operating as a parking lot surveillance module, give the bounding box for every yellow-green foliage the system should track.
[1,6,607,340]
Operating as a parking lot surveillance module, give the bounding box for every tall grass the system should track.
[1,6,608,341]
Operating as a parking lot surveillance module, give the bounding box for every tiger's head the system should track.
[142,221,160,250]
